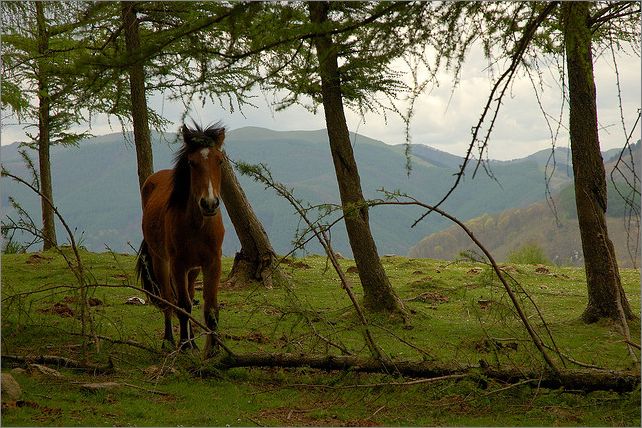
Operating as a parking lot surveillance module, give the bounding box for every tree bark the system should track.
[562,2,634,322]
[35,1,57,250]
[308,2,404,313]
[220,156,285,287]
[121,1,154,189]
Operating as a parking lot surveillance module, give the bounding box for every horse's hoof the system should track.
[204,335,221,359]
[204,346,221,360]
[162,339,175,352]
[179,340,198,351]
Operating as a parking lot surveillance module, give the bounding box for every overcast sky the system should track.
[1,45,639,161]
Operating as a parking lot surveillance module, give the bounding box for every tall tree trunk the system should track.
[308,2,404,314]
[562,2,633,322]
[35,1,57,250]
[121,1,154,189]
[220,156,285,287]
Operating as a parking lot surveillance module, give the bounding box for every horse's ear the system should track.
[204,126,225,150]
[214,129,225,150]
[181,124,192,145]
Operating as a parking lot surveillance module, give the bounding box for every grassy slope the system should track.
[409,183,640,268]
[1,251,640,426]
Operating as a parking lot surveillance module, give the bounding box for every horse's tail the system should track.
[135,240,163,308]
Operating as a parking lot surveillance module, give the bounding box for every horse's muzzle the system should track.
[200,197,220,216]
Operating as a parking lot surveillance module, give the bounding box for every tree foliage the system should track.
[70,1,259,127]
[1,1,92,147]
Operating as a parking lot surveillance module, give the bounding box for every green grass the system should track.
[1,250,640,426]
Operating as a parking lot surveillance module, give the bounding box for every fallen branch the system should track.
[207,352,462,377]
[484,366,640,393]
[199,351,640,392]
[2,353,113,374]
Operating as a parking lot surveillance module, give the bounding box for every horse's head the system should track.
[172,123,225,216]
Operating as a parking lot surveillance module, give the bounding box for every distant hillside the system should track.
[520,146,573,170]
[408,143,641,268]
[396,144,464,170]
[0,127,623,257]
[408,198,639,268]
[604,140,641,184]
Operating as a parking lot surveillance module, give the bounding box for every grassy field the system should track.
[1,250,640,426]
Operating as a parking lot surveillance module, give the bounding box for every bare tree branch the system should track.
[411,2,559,228]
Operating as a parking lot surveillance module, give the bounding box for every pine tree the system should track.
[2,1,91,250]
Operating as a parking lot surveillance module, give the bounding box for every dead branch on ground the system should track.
[2,353,113,374]
[198,351,639,393]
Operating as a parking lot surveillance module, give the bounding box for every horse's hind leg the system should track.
[154,258,175,349]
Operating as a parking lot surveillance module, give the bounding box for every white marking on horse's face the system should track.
[200,147,210,160]
[208,180,214,200]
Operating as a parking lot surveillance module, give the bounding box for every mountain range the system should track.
[1,127,636,263]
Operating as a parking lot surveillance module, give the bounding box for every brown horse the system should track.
[136,123,225,356]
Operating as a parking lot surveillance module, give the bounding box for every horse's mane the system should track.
[169,123,225,209]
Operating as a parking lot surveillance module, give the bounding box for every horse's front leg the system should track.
[202,252,222,358]
[171,264,197,350]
